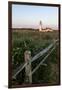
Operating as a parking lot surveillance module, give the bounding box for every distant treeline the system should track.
[12,28,58,31]
[12,28,39,31]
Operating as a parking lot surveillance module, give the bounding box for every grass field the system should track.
[12,29,60,86]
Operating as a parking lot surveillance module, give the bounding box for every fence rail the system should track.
[31,40,58,63]
[29,46,56,76]
[12,63,26,79]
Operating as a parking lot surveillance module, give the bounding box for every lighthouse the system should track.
[39,21,42,31]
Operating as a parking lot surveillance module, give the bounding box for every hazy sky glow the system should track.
[12,4,59,30]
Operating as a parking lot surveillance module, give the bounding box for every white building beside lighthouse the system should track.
[39,20,53,32]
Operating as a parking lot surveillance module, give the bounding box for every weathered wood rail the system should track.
[31,39,58,63]
[29,46,56,76]
[12,39,59,83]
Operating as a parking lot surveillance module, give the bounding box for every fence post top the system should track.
[24,50,31,55]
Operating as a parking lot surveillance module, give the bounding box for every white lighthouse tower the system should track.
[39,20,42,31]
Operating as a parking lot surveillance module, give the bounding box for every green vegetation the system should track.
[12,30,59,86]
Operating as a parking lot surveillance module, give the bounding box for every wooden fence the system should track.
[12,39,59,83]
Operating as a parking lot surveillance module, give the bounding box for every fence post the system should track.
[24,50,32,83]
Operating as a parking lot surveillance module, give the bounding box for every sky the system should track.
[12,4,59,30]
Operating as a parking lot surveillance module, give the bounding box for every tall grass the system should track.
[12,30,59,85]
